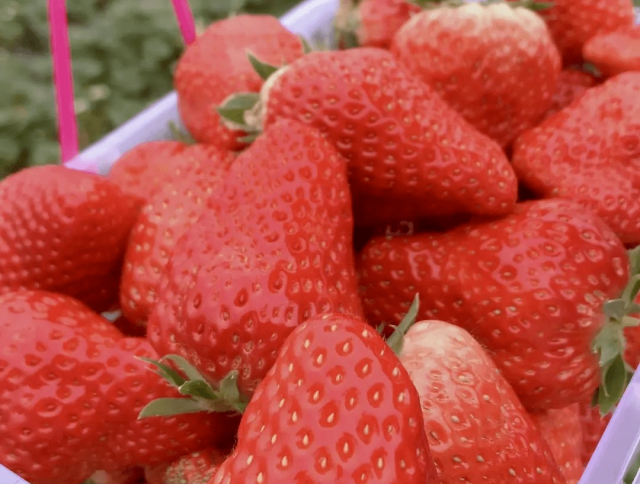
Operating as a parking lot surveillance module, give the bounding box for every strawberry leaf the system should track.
[593,247,640,415]
[168,121,195,144]
[179,380,218,400]
[138,397,207,418]
[386,294,420,355]
[163,354,207,382]
[217,93,261,132]
[247,52,279,81]
[138,357,186,388]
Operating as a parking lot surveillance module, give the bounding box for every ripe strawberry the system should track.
[0,165,138,312]
[543,68,599,120]
[390,2,561,148]
[108,141,190,206]
[174,15,304,149]
[251,48,516,227]
[335,0,420,48]
[147,119,362,399]
[89,468,146,484]
[358,199,629,411]
[120,145,232,326]
[530,404,584,484]
[210,313,439,484]
[510,0,635,64]
[583,25,640,78]
[0,291,237,484]
[145,447,227,484]
[579,402,611,465]
[399,320,565,483]
[513,72,640,246]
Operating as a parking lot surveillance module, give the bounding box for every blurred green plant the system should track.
[0,0,302,178]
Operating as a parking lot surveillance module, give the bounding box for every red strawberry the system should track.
[210,313,439,484]
[250,48,517,227]
[120,144,232,326]
[175,15,304,149]
[108,141,190,206]
[513,72,640,245]
[0,291,238,484]
[530,404,584,484]
[145,447,227,484]
[584,25,640,78]
[358,199,629,410]
[543,68,599,120]
[147,119,362,399]
[399,320,565,483]
[0,165,138,312]
[579,402,611,465]
[509,0,635,64]
[390,2,561,147]
[335,0,420,48]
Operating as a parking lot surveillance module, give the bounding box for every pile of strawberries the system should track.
[1,0,640,483]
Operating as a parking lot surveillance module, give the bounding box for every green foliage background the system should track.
[0,0,302,178]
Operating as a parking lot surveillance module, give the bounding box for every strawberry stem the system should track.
[385,294,420,355]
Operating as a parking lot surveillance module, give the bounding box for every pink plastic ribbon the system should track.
[47,0,79,164]
[171,0,197,45]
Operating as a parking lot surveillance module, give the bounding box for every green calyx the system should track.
[137,354,249,419]
[379,294,420,355]
[592,247,640,416]
[217,38,312,140]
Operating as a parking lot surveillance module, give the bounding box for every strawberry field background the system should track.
[0,0,302,179]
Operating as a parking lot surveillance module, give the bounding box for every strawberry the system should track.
[390,2,561,148]
[335,0,421,48]
[174,15,304,149]
[147,119,363,400]
[543,68,599,120]
[530,404,584,484]
[0,290,238,484]
[579,402,611,465]
[209,312,439,484]
[145,447,227,484]
[513,72,640,246]
[509,0,635,65]
[357,199,629,411]
[239,47,517,227]
[108,141,191,206]
[88,468,146,484]
[583,25,640,78]
[0,165,138,312]
[120,144,232,326]
[399,320,565,483]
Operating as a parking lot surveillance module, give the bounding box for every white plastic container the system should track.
[5,1,637,483]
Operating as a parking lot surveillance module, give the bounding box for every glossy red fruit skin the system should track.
[145,447,227,484]
[175,15,304,149]
[120,145,232,326]
[211,313,439,484]
[391,3,561,148]
[543,68,599,120]
[583,26,640,78]
[0,165,138,312]
[513,72,640,246]
[108,141,189,206]
[148,119,362,398]
[530,404,584,484]
[401,321,565,483]
[509,0,635,64]
[262,48,517,227]
[0,291,238,484]
[578,402,611,466]
[337,0,420,48]
[358,199,629,411]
